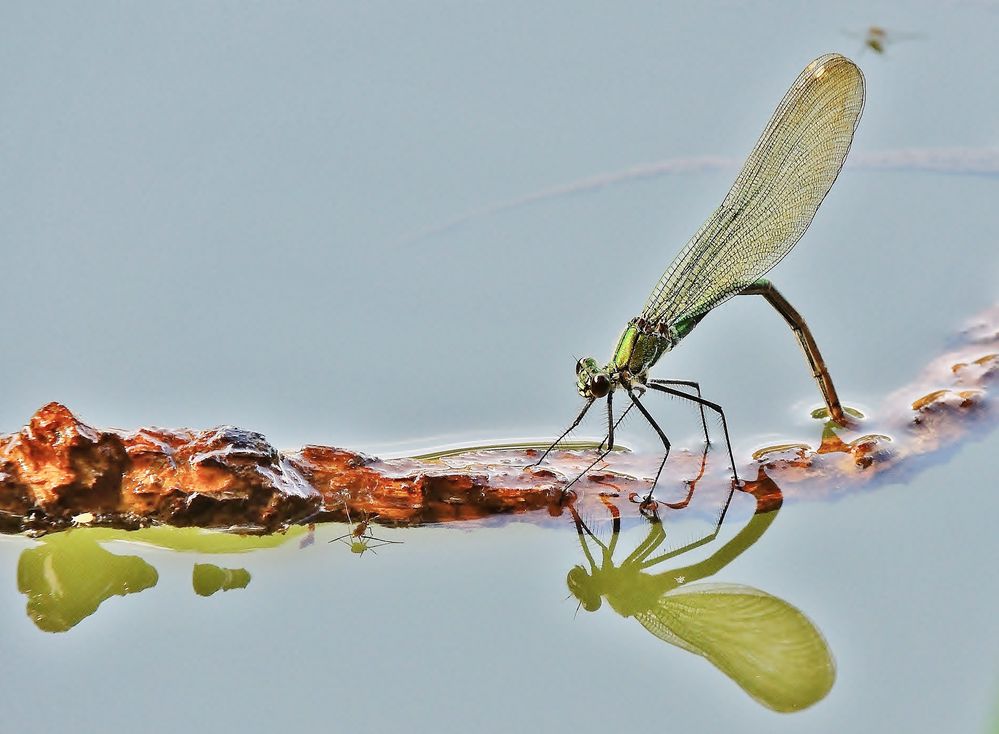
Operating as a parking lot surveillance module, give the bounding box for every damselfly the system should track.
[537,53,866,498]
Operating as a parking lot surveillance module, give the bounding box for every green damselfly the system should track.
[537,53,866,498]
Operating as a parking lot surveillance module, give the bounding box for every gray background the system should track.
[2,3,999,733]
[3,1,998,456]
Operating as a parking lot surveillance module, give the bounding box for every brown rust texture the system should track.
[0,404,568,533]
[1,304,997,534]
[0,404,319,533]
[751,305,999,493]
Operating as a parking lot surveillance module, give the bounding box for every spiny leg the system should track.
[649,379,709,443]
[739,279,848,426]
[625,388,672,502]
[534,397,595,466]
[365,540,402,549]
[563,392,615,494]
[365,533,402,546]
[632,384,710,506]
[636,482,738,569]
[620,514,670,565]
[604,390,615,455]
[566,502,617,564]
[646,383,741,486]
[598,401,635,451]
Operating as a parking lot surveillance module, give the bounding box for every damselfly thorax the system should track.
[576,314,704,399]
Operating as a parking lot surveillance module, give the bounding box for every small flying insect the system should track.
[845,25,924,56]
[329,509,402,556]
[536,53,866,499]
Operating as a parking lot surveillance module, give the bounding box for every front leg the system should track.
[563,392,616,496]
[598,401,635,451]
[535,397,595,466]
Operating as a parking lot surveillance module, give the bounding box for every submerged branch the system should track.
[1,303,996,534]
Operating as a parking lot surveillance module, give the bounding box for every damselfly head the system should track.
[575,357,611,398]
[566,565,602,612]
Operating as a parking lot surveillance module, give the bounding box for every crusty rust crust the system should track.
[2,305,997,535]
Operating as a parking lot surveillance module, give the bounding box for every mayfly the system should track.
[536,53,865,497]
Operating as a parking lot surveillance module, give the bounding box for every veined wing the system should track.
[633,582,835,712]
[641,54,865,326]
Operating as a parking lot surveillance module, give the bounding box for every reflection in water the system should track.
[567,475,834,712]
[193,564,252,596]
[15,526,303,632]
[17,531,158,633]
[329,509,403,556]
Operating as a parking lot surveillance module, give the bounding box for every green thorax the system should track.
[609,315,703,376]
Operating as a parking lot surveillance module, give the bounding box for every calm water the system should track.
[1,436,997,732]
[2,2,999,732]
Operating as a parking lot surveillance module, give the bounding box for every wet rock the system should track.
[2,403,128,517]
[0,403,321,533]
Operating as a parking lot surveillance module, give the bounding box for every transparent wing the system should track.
[633,582,835,713]
[641,54,865,325]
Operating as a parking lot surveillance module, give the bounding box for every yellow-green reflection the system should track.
[567,480,834,712]
[193,564,251,596]
[16,526,304,632]
[17,531,158,633]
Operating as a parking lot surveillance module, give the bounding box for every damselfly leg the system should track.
[533,398,595,467]
[647,383,740,487]
[623,389,672,502]
[562,392,616,493]
[649,379,709,444]
[631,439,709,511]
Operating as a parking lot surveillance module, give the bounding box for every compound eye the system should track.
[591,373,610,398]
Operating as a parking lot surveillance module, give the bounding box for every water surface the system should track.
[2,1,998,731]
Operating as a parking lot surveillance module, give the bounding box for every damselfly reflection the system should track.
[329,509,402,556]
[537,54,865,500]
[566,480,834,712]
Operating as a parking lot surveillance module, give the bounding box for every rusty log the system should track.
[1,304,997,534]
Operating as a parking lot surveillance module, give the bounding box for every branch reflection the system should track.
[15,527,300,633]
[18,531,158,633]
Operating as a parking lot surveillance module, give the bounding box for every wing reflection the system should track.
[567,473,834,712]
